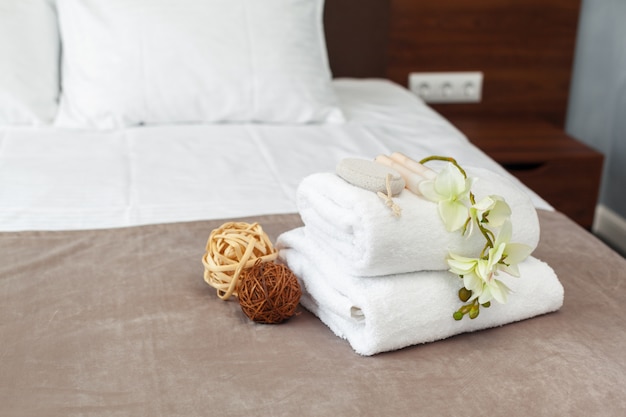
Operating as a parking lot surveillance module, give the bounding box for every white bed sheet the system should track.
[0,79,551,232]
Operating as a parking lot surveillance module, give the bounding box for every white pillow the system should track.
[0,0,60,125]
[55,0,344,129]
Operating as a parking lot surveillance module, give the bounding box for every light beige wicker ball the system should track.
[202,222,278,300]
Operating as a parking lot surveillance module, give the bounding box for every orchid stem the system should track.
[419,155,468,179]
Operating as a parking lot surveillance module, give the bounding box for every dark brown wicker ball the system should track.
[237,259,301,324]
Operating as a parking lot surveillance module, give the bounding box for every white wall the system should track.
[566,0,626,255]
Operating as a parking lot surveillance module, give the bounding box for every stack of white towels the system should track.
[277,162,564,356]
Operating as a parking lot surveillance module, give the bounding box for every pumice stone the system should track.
[336,158,405,196]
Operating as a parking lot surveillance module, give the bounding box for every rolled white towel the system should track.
[277,227,564,356]
[297,166,540,276]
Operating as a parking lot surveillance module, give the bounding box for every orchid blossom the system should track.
[417,155,533,320]
[447,220,532,307]
[448,245,511,305]
[492,220,533,277]
[418,162,474,232]
[470,195,511,228]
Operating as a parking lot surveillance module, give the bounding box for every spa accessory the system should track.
[336,157,404,216]
[202,222,277,300]
[238,259,301,324]
[336,158,405,195]
[389,152,437,180]
[414,155,532,319]
[374,154,436,195]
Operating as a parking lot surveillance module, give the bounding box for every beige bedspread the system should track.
[1,210,625,416]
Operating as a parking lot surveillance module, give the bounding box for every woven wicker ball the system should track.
[202,222,278,300]
[238,259,301,324]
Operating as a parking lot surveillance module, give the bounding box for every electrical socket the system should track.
[408,72,483,103]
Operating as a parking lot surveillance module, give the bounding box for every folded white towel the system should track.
[297,167,540,276]
[277,227,564,356]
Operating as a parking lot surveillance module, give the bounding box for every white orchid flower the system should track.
[448,239,514,305]
[492,220,533,277]
[474,244,512,304]
[419,163,474,232]
[471,195,512,227]
[418,155,534,319]
[447,253,483,294]
[447,253,477,276]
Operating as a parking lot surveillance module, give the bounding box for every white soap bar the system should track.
[336,158,405,196]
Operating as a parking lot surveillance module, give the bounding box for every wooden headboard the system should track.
[324,0,390,78]
[324,0,581,127]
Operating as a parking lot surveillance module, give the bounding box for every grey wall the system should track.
[566,0,626,252]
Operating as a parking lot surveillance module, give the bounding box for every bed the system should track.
[1,1,625,416]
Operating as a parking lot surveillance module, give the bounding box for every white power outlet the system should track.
[408,71,483,103]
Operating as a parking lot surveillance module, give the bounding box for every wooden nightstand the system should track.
[450,117,604,229]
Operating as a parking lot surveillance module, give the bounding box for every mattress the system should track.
[0,79,551,232]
